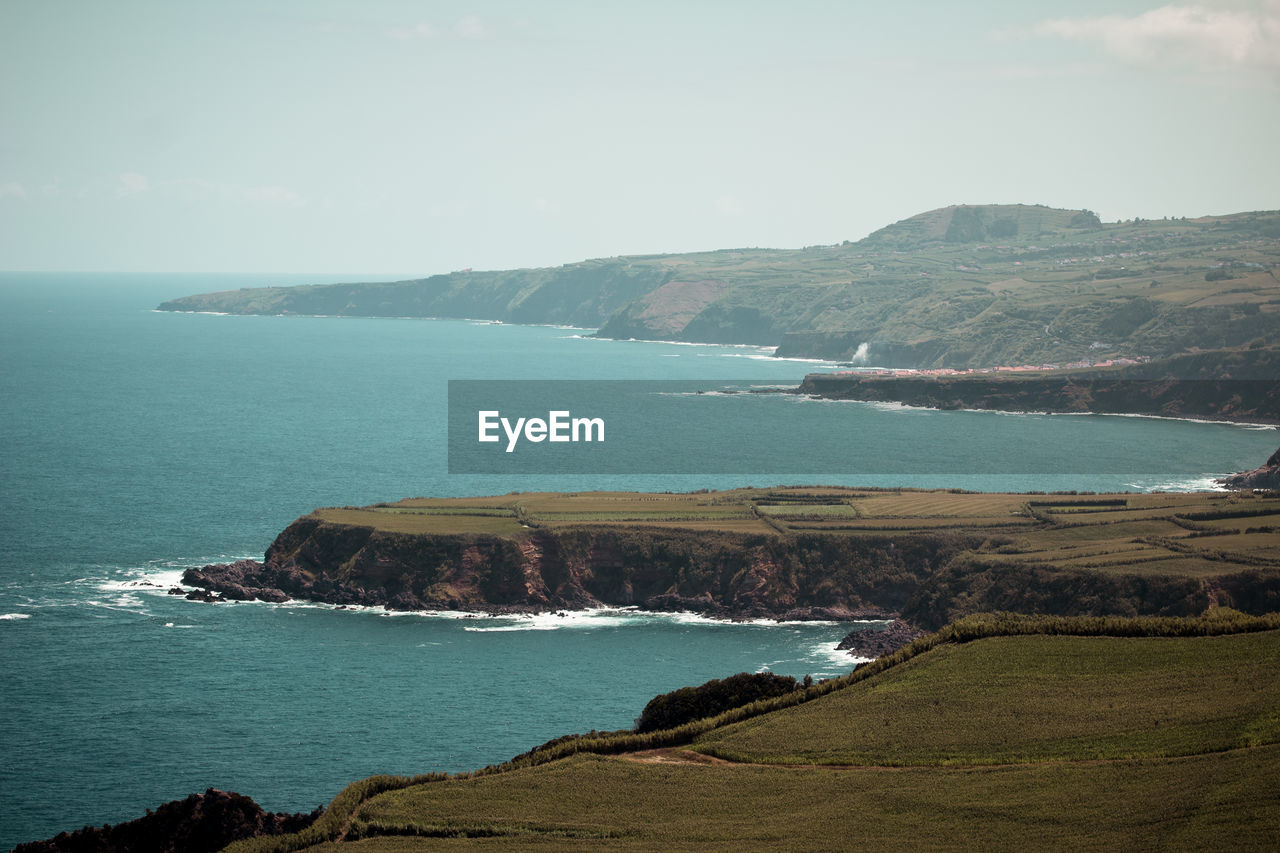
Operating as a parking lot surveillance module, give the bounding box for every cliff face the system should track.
[184,518,975,622]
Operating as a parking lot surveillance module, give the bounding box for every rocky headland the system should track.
[1219,446,1280,490]
[176,488,1280,632]
[178,514,940,622]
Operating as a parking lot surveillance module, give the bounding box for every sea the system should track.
[1,272,1275,848]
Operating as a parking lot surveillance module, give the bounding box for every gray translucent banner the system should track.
[447,379,1276,475]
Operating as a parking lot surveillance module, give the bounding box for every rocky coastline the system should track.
[1218,446,1280,491]
[794,371,1280,425]
[177,558,891,623]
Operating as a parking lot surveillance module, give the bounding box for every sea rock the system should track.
[836,619,926,659]
[1218,445,1280,490]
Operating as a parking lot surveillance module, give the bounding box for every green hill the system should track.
[224,612,1280,850]
[157,205,1280,368]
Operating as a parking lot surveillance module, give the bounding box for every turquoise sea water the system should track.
[0,273,1275,847]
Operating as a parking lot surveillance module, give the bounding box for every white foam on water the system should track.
[83,598,152,617]
[0,613,32,621]
[98,569,187,594]
[461,607,642,632]
[810,639,871,672]
[1099,412,1277,429]
[789,396,933,414]
[706,352,841,367]
[1124,476,1230,493]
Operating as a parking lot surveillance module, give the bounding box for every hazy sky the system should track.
[2,1,1277,274]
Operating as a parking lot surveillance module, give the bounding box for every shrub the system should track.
[635,672,799,733]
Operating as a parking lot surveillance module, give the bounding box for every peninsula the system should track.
[181,486,1280,630]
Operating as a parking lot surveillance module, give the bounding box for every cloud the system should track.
[1026,2,1280,73]
[117,172,150,197]
[454,16,486,39]
[106,174,306,207]
[0,182,27,199]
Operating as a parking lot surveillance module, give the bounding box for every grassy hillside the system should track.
[226,613,1280,850]
[694,631,1280,765]
[156,204,1280,368]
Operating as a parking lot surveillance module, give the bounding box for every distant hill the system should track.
[158,204,1280,368]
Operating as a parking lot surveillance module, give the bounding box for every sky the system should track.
[1,0,1278,274]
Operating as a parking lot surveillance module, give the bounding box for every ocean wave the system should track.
[97,569,188,594]
[790,396,933,414]
[84,597,152,617]
[462,607,663,631]
[701,352,841,367]
[0,612,32,621]
[1097,412,1278,429]
[809,639,871,671]
[1123,476,1229,493]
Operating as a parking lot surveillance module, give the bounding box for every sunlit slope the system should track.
[332,749,1279,850]
[287,623,1280,851]
[693,631,1280,765]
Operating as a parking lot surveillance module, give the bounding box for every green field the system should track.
[315,487,1280,583]
[694,632,1280,766]
[232,614,1280,851]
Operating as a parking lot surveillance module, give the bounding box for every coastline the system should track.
[791,371,1280,426]
[178,558,893,624]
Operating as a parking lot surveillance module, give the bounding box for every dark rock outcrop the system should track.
[1219,446,1280,490]
[836,619,927,659]
[15,788,319,853]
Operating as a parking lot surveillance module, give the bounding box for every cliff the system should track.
[156,205,1280,367]
[183,516,966,622]
[180,488,1280,631]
